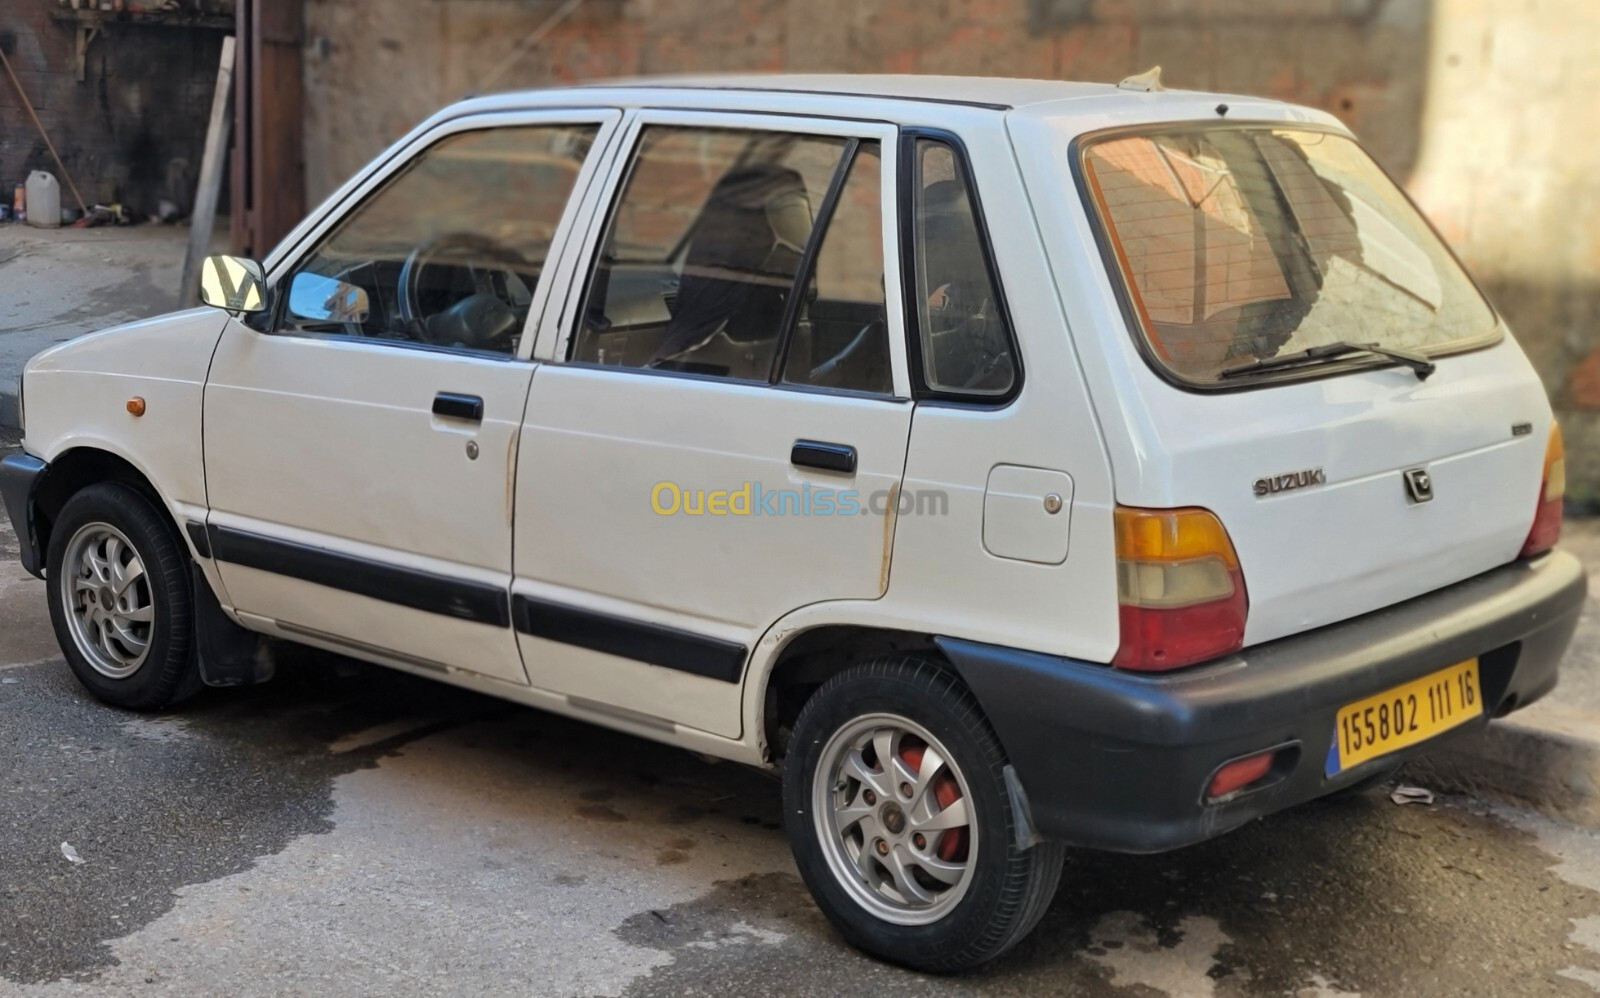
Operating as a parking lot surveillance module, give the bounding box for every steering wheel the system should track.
[808,321,881,386]
[397,232,532,350]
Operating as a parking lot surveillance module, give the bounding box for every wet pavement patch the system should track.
[610,794,1600,997]
[0,649,502,985]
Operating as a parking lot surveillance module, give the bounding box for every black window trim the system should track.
[897,128,1025,408]
[562,120,906,400]
[1068,119,1505,396]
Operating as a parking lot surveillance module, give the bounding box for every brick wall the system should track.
[300,0,1600,499]
[0,3,225,215]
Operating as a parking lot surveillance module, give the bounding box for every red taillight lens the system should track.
[1520,423,1565,558]
[1112,506,1248,671]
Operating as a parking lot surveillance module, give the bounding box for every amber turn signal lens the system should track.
[126,397,146,417]
[1519,422,1564,558]
[1113,506,1239,570]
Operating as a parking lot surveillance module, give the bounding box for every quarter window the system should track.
[572,126,847,383]
[281,124,597,356]
[911,140,1016,397]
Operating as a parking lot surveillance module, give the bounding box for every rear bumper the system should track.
[939,550,1589,854]
[0,452,48,578]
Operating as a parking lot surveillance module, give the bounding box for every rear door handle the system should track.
[433,393,484,422]
[791,440,857,474]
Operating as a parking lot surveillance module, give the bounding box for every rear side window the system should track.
[572,126,844,383]
[781,143,892,394]
[1081,126,1497,385]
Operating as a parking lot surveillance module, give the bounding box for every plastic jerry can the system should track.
[26,171,61,229]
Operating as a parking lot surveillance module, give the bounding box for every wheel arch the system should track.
[753,620,961,764]
[33,446,181,564]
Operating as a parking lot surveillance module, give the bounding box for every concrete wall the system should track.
[0,5,226,216]
[1405,0,1600,503]
[301,0,1600,499]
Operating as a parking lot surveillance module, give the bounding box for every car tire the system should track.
[45,482,200,711]
[782,655,1064,973]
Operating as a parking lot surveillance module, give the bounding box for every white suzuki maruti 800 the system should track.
[1,74,1586,971]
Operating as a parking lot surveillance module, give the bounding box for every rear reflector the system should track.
[1113,506,1248,671]
[1207,751,1275,800]
[1520,422,1565,558]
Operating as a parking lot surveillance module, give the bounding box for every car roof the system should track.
[437,73,1344,144]
[568,74,1120,110]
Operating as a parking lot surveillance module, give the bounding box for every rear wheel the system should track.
[782,656,1064,972]
[45,483,200,710]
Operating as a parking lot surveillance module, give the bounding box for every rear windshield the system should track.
[1081,125,1497,385]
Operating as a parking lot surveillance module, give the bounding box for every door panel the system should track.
[205,331,536,684]
[203,112,620,685]
[513,369,911,735]
[514,114,909,738]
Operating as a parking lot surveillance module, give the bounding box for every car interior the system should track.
[574,132,893,394]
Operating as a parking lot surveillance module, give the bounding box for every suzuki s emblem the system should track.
[1404,468,1434,504]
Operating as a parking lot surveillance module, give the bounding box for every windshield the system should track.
[1080,125,1497,385]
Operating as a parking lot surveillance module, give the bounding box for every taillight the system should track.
[1519,423,1565,558]
[1113,506,1248,671]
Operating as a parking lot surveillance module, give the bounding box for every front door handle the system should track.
[433,392,484,422]
[791,440,857,474]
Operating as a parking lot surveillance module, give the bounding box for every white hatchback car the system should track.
[1,75,1587,971]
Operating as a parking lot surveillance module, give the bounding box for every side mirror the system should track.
[288,271,371,325]
[198,255,267,314]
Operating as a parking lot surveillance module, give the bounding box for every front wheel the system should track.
[782,656,1064,972]
[45,483,200,711]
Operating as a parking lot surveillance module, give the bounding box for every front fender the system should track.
[22,309,225,514]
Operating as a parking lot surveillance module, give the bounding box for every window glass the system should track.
[781,143,891,394]
[282,124,597,355]
[913,141,1015,396]
[572,126,846,382]
[1082,126,1496,384]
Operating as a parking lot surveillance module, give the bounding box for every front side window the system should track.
[1081,125,1497,385]
[911,140,1016,397]
[281,124,597,356]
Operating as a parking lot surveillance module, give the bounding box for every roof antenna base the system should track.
[1117,66,1164,93]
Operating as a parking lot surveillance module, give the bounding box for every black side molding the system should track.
[433,392,485,421]
[209,526,510,627]
[791,439,856,474]
[185,521,211,559]
[512,595,747,683]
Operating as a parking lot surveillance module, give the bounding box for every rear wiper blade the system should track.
[1218,340,1437,381]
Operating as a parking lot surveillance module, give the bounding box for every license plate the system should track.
[1325,659,1482,777]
